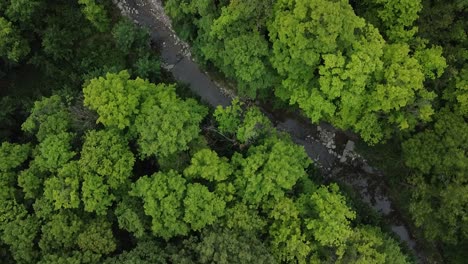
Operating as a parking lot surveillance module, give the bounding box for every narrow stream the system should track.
[114,0,422,260]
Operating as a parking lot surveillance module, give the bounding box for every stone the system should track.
[340,140,355,163]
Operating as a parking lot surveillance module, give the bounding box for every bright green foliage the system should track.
[79,129,134,189]
[375,42,438,138]
[202,0,276,97]
[213,98,242,135]
[2,215,40,263]
[134,85,207,158]
[43,161,81,210]
[183,183,226,231]
[34,132,76,172]
[0,17,30,61]
[236,107,272,144]
[184,149,233,181]
[414,45,447,80]
[268,0,437,144]
[166,0,276,97]
[192,228,277,264]
[17,162,43,199]
[83,71,151,129]
[131,170,189,239]
[306,184,356,249]
[22,95,71,142]
[214,101,272,144]
[364,0,422,42]
[269,198,311,263]
[403,109,468,244]
[81,173,114,215]
[84,71,206,158]
[338,226,410,264]
[77,218,116,255]
[39,211,83,252]
[0,142,30,172]
[223,203,267,232]
[233,137,311,205]
[78,126,132,216]
[78,0,110,32]
[268,0,366,100]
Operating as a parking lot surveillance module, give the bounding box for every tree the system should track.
[103,241,168,264]
[268,0,439,144]
[38,251,100,264]
[268,198,311,263]
[111,19,149,55]
[213,99,243,135]
[4,0,44,25]
[338,226,410,264]
[183,183,225,231]
[134,85,207,158]
[214,100,273,144]
[79,129,134,189]
[453,66,468,116]
[305,184,356,250]
[0,17,30,61]
[33,132,76,172]
[78,0,110,32]
[83,71,151,130]
[131,170,189,239]
[0,142,30,231]
[190,227,277,264]
[83,71,206,158]
[43,161,81,210]
[21,95,71,142]
[184,148,233,182]
[114,196,149,238]
[200,0,277,97]
[77,218,116,255]
[360,0,422,43]
[402,109,468,244]
[81,173,114,215]
[17,162,43,199]
[38,211,83,253]
[233,137,311,205]
[222,203,267,233]
[1,215,40,263]
[0,142,30,172]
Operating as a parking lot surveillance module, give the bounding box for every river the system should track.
[113,0,422,260]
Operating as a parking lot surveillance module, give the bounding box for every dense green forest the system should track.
[164,0,467,262]
[0,0,466,263]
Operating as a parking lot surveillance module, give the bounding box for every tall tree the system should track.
[131,170,189,239]
[79,129,135,215]
[268,0,443,144]
[232,137,311,206]
[402,109,468,244]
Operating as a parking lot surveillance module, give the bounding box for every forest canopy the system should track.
[0,70,411,263]
[165,0,467,261]
[0,0,466,263]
